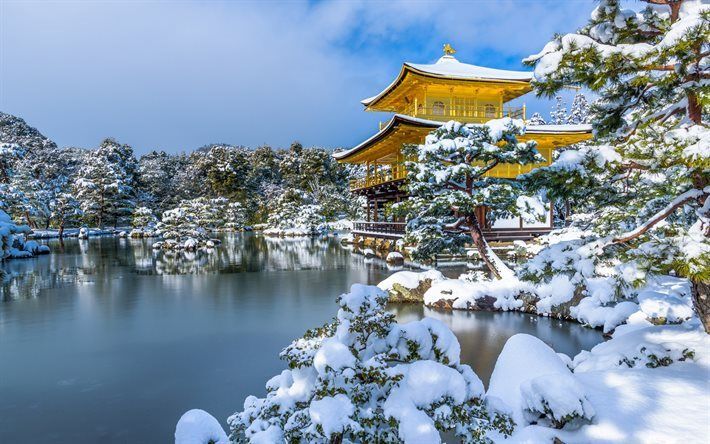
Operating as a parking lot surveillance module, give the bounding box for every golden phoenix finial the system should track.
[443,43,456,56]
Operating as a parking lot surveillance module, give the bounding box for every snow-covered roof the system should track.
[334,115,592,161]
[407,55,533,82]
[361,55,533,107]
[526,124,593,133]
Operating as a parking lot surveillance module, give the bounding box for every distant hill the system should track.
[0,112,57,152]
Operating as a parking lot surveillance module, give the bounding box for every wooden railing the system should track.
[353,221,406,234]
[349,166,407,191]
[406,104,525,123]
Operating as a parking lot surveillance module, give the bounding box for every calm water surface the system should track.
[0,234,602,443]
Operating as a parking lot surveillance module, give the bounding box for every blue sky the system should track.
[0,0,593,155]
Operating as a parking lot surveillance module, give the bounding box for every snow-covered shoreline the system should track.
[177,280,709,443]
[380,269,694,334]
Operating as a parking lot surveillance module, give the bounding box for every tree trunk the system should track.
[691,277,710,334]
[467,215,513,280]
[24,210,35,229]
[58,223,64,240]
[687,91,703,125]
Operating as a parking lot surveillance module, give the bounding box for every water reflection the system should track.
[391,304,602,385]
[0,234,602,443]
[0,234,380,301]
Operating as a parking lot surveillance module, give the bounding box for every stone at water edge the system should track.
[385,251,404,266]
[378,270,447,303]
[363,248,376,258]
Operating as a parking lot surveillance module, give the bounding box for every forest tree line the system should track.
[0,112,359,231]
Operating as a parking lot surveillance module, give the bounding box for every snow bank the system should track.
[175,409,228,444]
[423,277,533,311]
[573,323,709,372]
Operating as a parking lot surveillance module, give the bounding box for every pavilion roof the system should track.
[361,55,533,108]
[334,114,592,163]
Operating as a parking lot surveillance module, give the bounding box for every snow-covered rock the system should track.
[385,251,404,265]
[378,270,445,303]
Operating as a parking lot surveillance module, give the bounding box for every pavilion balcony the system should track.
[349,166,407,191]
[352,220,552,242]
[403,103,525,124]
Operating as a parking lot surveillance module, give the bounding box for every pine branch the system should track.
[612,188,706,244]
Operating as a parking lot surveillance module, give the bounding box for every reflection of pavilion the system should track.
[335,44,592,242]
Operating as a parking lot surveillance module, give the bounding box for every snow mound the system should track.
[175,409,228,444]
[487,334,582,426]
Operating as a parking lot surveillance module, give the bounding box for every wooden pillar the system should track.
[374,199,379,222]
[366,196,371,222]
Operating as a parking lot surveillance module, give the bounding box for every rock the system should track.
[386,273,445,303]
[385,251,404,265]
[550,286,586,319]
[518,291,540,314]
[363,248,376,259]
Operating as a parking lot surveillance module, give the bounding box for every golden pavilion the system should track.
[335,44,592,242]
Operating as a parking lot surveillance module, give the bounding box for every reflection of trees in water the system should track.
[1,240,98,301]
[0,233,375,299]
[139,234,354,275]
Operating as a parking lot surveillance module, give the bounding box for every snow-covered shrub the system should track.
[132,206,157,228]
[487,334,594,430]
[572,324,706,372]
[266,189,326,236]
[520,373,595,429]
[227,284,511,443]
[223,201,246,231]
[175,409,229,444]
[0,207,49,259]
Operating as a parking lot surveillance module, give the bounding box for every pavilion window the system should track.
[484,104,496,118]
[432,101,445,116]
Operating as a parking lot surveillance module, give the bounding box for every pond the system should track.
[0,233,603,443]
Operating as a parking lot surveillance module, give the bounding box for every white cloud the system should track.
[0,0,593,153]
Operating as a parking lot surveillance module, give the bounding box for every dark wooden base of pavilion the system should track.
[352,179,552,243]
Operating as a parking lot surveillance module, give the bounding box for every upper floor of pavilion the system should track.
[361,44,533,123]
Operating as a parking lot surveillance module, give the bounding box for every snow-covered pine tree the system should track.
[524,0,710,330]
[74,139,137,228]
[549,96,568,124]
[267,188,326,235]
[228,284,513,443]
[197,145,255,202]
[527,112,547,125]
[396,119,547,279]
[223,201,246,230]
[567,92,591,124]
[50,193,82,239]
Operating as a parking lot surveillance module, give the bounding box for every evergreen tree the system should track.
[549,95,568,124]
[395,119,547,279]
[524,0,709,330]
[49,193,82,239]
[229,284,512,443]
[567,92,591,124]
[74,138,137,227]
[527,112,547,125]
